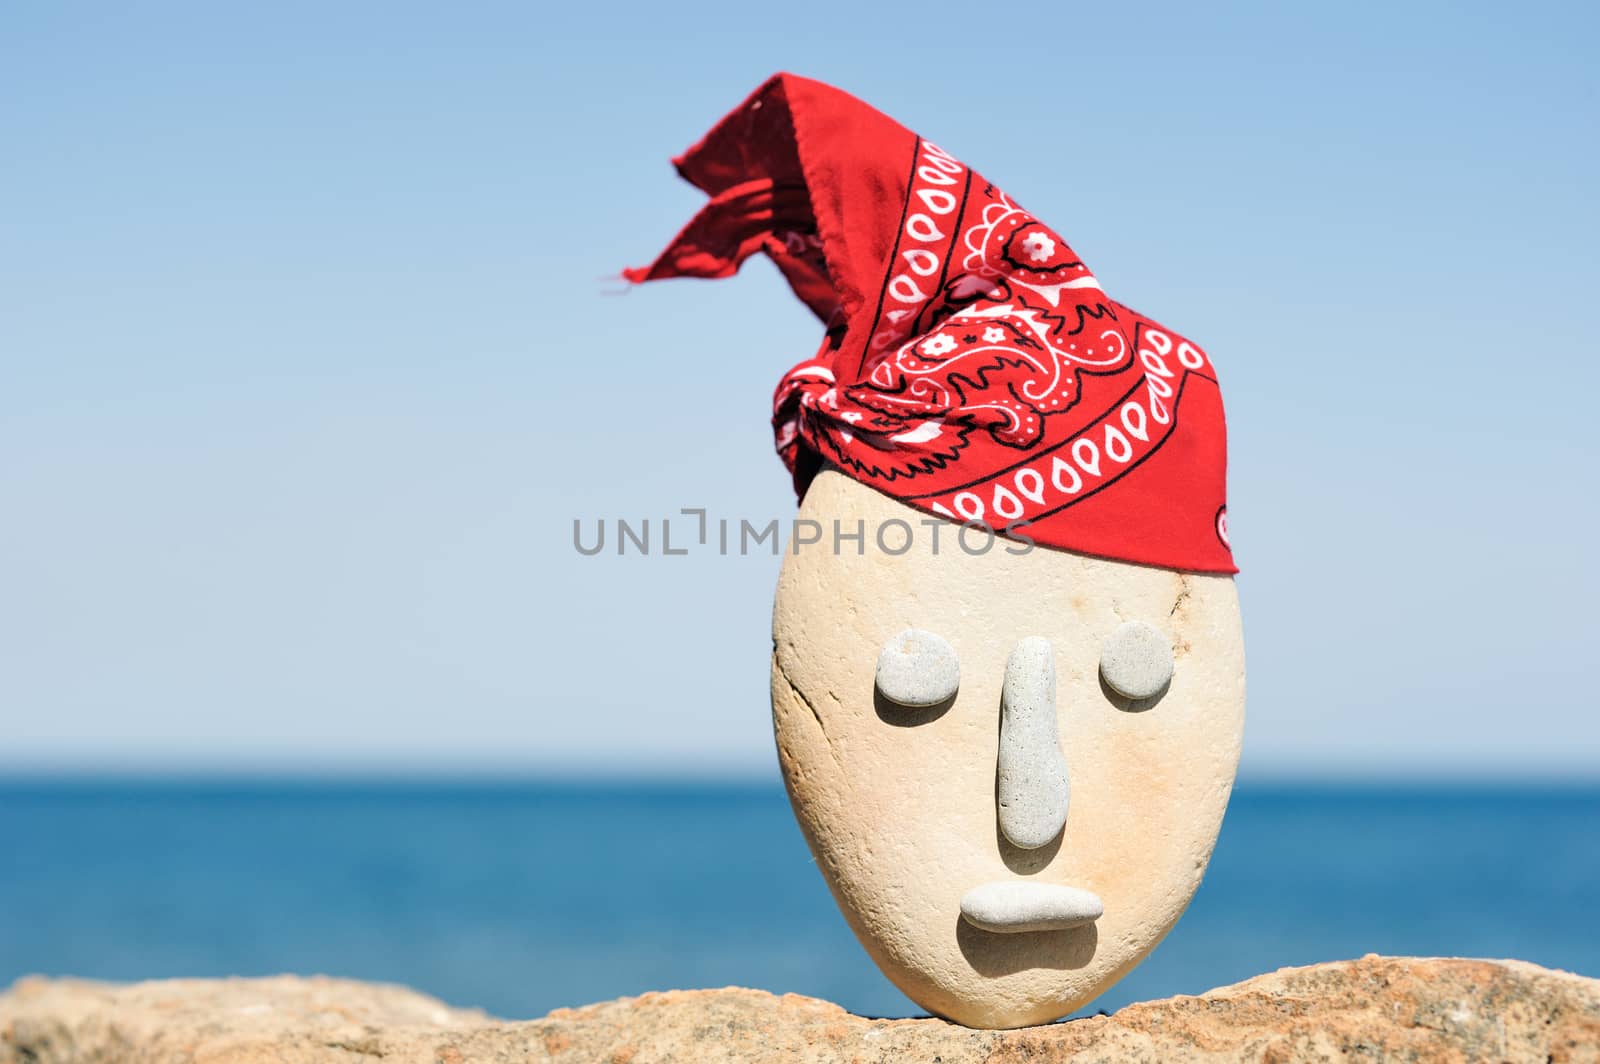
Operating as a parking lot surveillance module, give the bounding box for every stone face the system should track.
[4,957,1599,1063]
[772,470,1247,1027]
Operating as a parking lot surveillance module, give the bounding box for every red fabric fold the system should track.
[627,73,1236,574]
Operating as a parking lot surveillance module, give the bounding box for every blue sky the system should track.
[2,2,1596,777]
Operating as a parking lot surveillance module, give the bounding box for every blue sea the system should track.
[2,781,1596,1020]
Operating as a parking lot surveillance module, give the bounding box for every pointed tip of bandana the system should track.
[627,75,1237,574]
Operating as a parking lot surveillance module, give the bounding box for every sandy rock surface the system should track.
[4,955,1597,1063]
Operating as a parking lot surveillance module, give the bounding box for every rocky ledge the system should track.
[3,955,1597,1063]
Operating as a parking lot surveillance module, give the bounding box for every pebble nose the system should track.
[997,636,1071,849]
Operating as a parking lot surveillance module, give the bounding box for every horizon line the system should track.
[0,764,1595,789]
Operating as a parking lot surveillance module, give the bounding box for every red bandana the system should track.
[626,74,1236,574]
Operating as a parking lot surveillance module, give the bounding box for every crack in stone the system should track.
[774,656,845,774]
[1169,574,1193,618]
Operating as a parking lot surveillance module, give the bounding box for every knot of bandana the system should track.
[626,73,1235,573]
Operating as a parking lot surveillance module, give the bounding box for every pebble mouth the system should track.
[959,882,1104,933]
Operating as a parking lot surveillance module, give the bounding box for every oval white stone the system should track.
[875,629,960,708]
[960,882,1105,933]
[1100,620,1174,700]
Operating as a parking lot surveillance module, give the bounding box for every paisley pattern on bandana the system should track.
[626,74,1235,573]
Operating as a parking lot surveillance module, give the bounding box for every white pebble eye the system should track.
[1100,621,1174,700]
[875,629,960,708]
